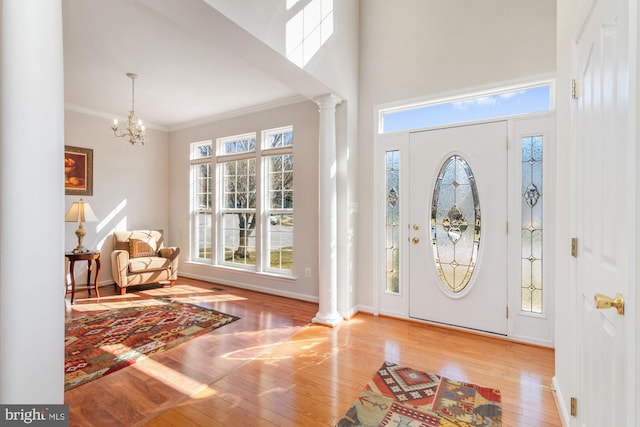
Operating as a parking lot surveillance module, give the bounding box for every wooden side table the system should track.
[65,251,101,304]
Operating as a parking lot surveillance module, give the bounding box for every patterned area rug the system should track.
[65,298,239,391]
[337,361,501,427]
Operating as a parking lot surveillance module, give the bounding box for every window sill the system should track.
[184,260,297,282]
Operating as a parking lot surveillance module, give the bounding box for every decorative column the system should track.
[312,94,343,326]
[0,0,65,403]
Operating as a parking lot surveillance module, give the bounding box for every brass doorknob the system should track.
[594,293,624,315]
[412,236,419,244]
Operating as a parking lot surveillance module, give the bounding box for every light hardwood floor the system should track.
[65,277,562,426]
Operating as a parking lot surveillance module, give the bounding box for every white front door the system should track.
[408,121,508,335]
[574,0,634,424]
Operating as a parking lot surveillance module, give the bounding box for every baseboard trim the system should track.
[179,272,319,304]
[552,376,570,427]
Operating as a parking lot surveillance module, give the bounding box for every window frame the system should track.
[217,154,259,270]
[188,127,294,278]
[262,126,294,275]
[190,140,214,263]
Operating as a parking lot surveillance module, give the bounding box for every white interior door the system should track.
[574,0,633,424]
[408,121,508,335]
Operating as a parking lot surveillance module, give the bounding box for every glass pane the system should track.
[381,84,552,133]
[223,159,256,210]
[385,150,400,293]
[220,134,256,154]
[431,155,480,293]
[192,161,212,260]
[266,129,294,148]
[521,136,543,314]
[196,211,212,259]
[267,153,294,272]
[191,141,212,159]
[268,155,294,209]
[220,158,257,265]
[222,212,256,266]
[196,164,211,210]
[267,213,293,271]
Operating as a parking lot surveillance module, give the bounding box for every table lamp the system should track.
[65,198,98,253]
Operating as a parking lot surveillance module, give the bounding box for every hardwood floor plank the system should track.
[64,277,561,426]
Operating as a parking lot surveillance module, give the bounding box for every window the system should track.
[264,127,294,272]
[521,135,543,313]
[385,150,400,293]
[379,83,553,133]
[286,0,334,68]
[189,127,294,276]
[190,141,213,261]
[431,155,481,294]
[218,134,257,267]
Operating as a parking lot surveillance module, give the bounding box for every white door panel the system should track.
[408,122,508,335]
[574,0,631,424]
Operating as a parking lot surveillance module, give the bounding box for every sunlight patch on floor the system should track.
[442,363,469,383]
[140,284,208,296]
[67,295,165,312]
[132,357,210,397]
[178,294,249,303]
[190,385,219,400]
[221,336,327,362]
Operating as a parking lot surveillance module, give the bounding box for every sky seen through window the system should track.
[381,85,552,133]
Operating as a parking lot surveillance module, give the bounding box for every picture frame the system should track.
[64,145,93,196]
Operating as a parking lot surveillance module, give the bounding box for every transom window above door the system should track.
[379,82,553,134]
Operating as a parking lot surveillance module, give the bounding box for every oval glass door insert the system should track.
[431,155,480,293]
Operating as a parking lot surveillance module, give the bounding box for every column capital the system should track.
[313,93,342,110]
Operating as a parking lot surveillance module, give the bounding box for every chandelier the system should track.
[111,72,147,145]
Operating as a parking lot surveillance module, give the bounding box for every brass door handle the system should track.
[594,293,624,315]
[412,236,420,244]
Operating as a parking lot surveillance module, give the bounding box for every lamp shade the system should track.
[65,198,98,223]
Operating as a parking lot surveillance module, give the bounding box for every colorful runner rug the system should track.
[337,361,501,427]
[65,298,239,391]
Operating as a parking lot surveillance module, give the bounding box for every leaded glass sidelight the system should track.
[386,150,400,293]
[431,155,480,293]
[521,136,543,313]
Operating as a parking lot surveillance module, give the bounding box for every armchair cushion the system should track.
[128,256,171,273]
[128,238,157,258]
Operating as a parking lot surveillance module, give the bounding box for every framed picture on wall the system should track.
[64,145,93,196]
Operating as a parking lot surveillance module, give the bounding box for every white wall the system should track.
[204,0,360,314]
[64,110,170,285]
[168,100,320,301]
[357,0,557,309]
[205,0,359,101]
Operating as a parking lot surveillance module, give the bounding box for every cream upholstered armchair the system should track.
[111,230,180,295]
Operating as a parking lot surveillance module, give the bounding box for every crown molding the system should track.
[64,103,169,132]
[65,95,310,134]
[167,95,309,132]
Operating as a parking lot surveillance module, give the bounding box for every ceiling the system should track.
[62,0,309,131]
